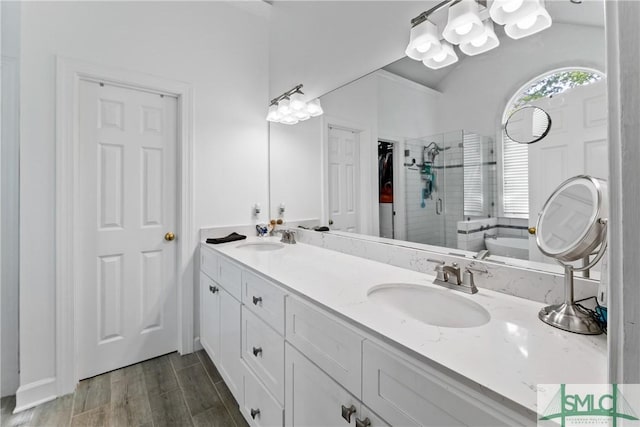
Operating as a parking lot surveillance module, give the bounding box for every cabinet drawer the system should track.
[359,403,390,427]
[242,307,285,403]
[362,341,523,427]
[219,256,242,300]
[286,296,363,398]
[200,246,218,281]
[285,344,360,427]
[243,270,286,334]
[242,364,284,427]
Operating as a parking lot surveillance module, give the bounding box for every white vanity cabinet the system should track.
[200,247,243,402]
[285,343,387,427]
[199,271,221,362]
[219,287,242,399]
[199,243,533,427]
[361,341,526,426]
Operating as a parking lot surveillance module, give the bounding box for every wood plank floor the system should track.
[1,351,249,427]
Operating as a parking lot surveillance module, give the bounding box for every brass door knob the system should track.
[528,227,536,235]
[164,232,176,241]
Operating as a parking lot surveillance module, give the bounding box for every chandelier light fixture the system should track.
[266,84,324,125]
[405,0,552,70]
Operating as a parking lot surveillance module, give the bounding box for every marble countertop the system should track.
[202,237,607,416]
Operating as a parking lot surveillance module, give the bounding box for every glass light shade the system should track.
[442,0,485,45]
[280,114,299,125]
[306,98,323,117]
[504,7,552,39]
[490,0,543,25]
[459,20,500,56]
[266,104,281,122]
[290,91,306,111]
[422,42,458,70]
[293,109,311,121]
[405,19,442,60]
[277,97,291,115]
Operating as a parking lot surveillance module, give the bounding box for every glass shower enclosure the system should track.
[401,130,496,249]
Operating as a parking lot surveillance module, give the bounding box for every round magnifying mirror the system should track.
[504,106,552,144]
[535,175,608,335]
[536,175,607,262]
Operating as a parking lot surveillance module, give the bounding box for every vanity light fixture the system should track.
[405,0,552,70]
[423,41,459,69]
[266,84,323,125]
[503,5,552,39]
[442,0,485,45]
[459,19,500,56]
[405,19,442,61]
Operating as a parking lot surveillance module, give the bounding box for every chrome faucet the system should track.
[433,262,478,294]
[280,230,297,244]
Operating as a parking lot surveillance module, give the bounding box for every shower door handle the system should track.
[436,198,443,215]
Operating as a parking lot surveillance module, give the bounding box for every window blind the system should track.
[463,133,484,215]
[502,132,529,218]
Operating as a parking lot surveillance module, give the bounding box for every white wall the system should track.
[376,71,442,139]
[268,1,429,100]
[1,0,21,397]
[18,1,269,409]
[269,118,322,222]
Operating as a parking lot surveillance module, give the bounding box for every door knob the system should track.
[164,232,176,241]
[528,227,536,235]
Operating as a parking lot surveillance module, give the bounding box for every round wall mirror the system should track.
[504,106,552,144]
[536,176,607,262]
[536,175,608,335]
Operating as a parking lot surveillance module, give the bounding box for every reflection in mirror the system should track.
[269,0,607,275]
[536,175,608,335]
[504,106,551,144]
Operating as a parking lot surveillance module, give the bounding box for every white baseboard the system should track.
[14,377,57,413]
[193,336,203,352]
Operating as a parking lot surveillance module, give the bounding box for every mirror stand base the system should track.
[538,302,603,335]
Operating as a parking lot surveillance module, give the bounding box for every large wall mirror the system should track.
[269,0,606,276]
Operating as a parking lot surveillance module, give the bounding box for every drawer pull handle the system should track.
[252,346,262,357]
[250,408,260,419]
[341,404,356,423]
[252,296,262,305]
[356,417,371,427]
[209,285,219,294]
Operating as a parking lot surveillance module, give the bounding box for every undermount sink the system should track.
[367,283,490,328]
[236,241,285,251]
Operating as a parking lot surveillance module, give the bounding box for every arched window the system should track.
[501,68,604,219]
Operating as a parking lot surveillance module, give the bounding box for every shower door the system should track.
[403,130,491,249]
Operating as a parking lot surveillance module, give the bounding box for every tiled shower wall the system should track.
[404,135,445,246]
[404,130,496,249]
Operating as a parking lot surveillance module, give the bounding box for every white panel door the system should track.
[528,80,607,262]
[328,126,359,232]
[78,80,178,379]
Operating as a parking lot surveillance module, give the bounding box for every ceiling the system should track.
[382,0,605,91]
